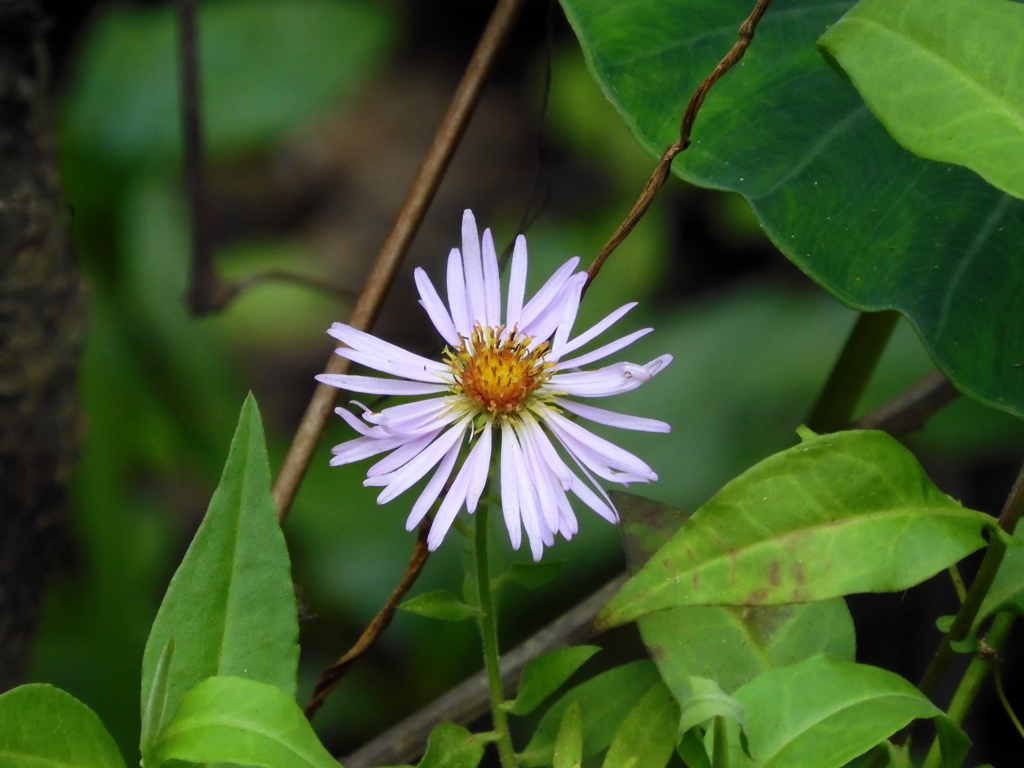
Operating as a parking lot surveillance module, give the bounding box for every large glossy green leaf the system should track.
[820,0,1024,201]
[560,0,1024,420]
[151,676,337,768]
[598,431,995,629]
[0,684,126,768]
[730,655,969,768]
[519,661,661,767]
[140,394,298,753]
[616,492,854,695]
[62,0,393,165]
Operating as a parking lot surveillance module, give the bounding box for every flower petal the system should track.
[461,210,487,325]
[554,398,671,433]
[551,274,586,357]
[367,417,472,504]
[544,410,657,483]
[505,235,528,330]
[427,426,492,550]
[518,417,573,489]
[499,421,523,550]
[569,474,618,523]
[519,257,580,330]
[406,438,462,531]
[369,398,458,436]
[464,425,493,514]
[335,406,375,436]
[515,422,560,533]
[334,347,449,384]
[329,433,415,466]
[558,302,637,357]
[547,410,657,478]
[447,248,472,337]
[317,373,448,397]
[556,328,652,370]
[414,267,461,347]
[367,430,441,477]
[508,427,547,560]
[328,323,448,374]
[521,272,586,345]
[481,228,502,327]
[547,355,670,398]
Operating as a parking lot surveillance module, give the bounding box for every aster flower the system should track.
[318,210,672,560]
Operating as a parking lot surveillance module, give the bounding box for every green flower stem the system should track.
[920,611,1016,768]
[806,310,900,433]
[711,716,729,768]
[918,462,1024,699]
[475,498,518,768]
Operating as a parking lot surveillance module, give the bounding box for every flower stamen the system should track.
[446,325,553,418]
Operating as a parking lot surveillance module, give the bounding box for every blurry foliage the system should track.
[30,0,1024,763]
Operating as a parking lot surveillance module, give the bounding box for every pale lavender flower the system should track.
[318,210,672,560]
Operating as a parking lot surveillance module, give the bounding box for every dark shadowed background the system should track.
[6,0,1023,763]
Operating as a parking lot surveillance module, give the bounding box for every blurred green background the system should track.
[31,0,1024,763]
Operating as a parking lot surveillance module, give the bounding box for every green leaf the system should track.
[519,661,661,767]
[602,681,680,768]
[732,655,962,768]
[495,561,567,591]
[617,492,855,695]
[140,394,299,748]
[559,0,1024,420]
[140,639,173,767]
[553,704,583,768]
[510,646,602,716]
[417,724,486,768]
[62,0,393,165]
[151,676,337,768]
[597,431,993,629]
[640,602,857,697]
[0,684,126,768]
[677,678,744,737]
[820,0,1024,200]
[399,590,482,622]
[677,728,711,768]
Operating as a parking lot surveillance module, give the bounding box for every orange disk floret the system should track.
[447,325,553,417]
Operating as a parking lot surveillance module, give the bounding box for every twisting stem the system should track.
[475,498,517,768]
[806,310,900,433]
[994,650,1024,741]
[303,518,433,719]
[920,612,1016,768]
[584,0,775,291]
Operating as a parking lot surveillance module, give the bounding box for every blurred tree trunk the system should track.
[0,0,85,690]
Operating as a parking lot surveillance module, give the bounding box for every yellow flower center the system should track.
[446,325,553,417]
